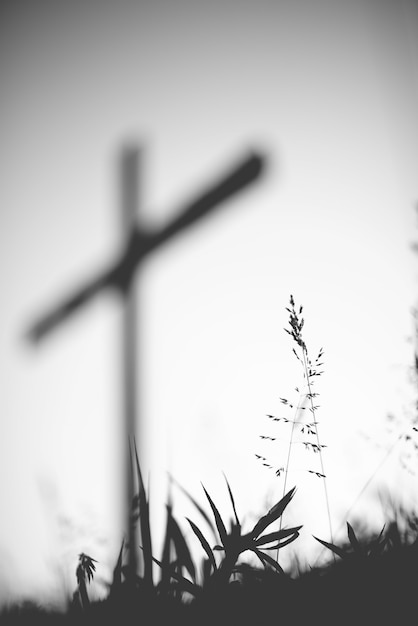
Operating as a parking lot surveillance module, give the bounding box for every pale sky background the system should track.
[1,0,418,608]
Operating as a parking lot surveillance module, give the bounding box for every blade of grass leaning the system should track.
[132,437,153,586]
[167,509,196,582]
[369,525,387,557]
[186,517,217,572]
[222,473,240,527]
[254,526,302,547]
[110,540,124,595]
[169,473,217,535]
[151,557,201,597]
[254,535,300,551]
[251,486,297,539]
[347,522,363,555]
[201,484,229,549]
[160,502,174,588]
[313,535,346,559]
[252,548,285,574]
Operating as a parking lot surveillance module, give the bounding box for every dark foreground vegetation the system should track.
[3,297,417,624]
[1,521,418,626]
[2,453,418,626]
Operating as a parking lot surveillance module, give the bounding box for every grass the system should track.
[1,295,418,625]
[2,518,418,625]
[257,295,333,562]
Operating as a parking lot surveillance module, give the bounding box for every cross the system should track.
[26,144,265,575]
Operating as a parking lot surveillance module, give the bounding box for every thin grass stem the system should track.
[302,348,334,549]
[277,399,303,562]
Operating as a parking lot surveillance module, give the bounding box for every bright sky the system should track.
[1,0,418,608]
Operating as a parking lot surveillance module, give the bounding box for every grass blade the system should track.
[252,548,285,574]
[202,484,229,549]
[167,509,196,582]
[110,540,124,595]
[132,438,153,586]
[151,557,200,597]
[251,486,297,539]
[347,522,362,555]
[254,526,302,547]
[222,473,240,527]
[255,535,300,550]
[187,517,217,573]
[369,525,387,557]
[169,474,216,535]
[313,535,346,559]
[160,502,174,588]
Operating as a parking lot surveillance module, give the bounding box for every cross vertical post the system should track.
[25,144,265,582]
[120,146,140,575]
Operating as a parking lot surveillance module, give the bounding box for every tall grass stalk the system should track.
[287,296,333,549]
[257,296,333,561]
[300,338,333,547]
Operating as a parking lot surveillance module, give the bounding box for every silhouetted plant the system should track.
[6,288,418,625]
[257,295,332,558]
[196,479,301,586]
[75,552,97,609]
[314,521,388,561]
[106,446,302,607]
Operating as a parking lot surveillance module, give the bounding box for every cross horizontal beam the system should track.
[27,151,264,343]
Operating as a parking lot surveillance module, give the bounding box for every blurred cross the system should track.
[26,144,265,576]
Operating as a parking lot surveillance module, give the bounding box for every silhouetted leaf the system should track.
[160,503,173,588]
[166,507,196,582]
[252,548,284,574]
[313,536,346,559]
[202,484,228,549]
[186,518,217,572]
[251,486,297,539]
[369,525,387,557]
[347,522,362,554]
[77,553,97,585]
[254,526,302,548]
[151,557,200,597]
[110,540,124,594]
[170,474,216,534]
[132,438,153,586]
[223,473,240,527]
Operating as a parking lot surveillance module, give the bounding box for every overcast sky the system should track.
[1,0,418,607]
